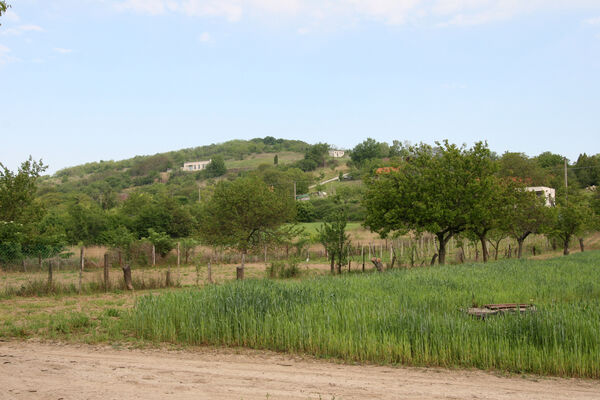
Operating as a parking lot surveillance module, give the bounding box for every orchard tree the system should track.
[465,176,513,263]
[199,175,295,278]
[504,188,549,258]
[549,196,596,255]
[364,141,496,265]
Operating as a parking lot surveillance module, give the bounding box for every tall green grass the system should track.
[132,252,600,378]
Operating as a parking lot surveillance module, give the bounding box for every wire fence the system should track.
[0,233,586,298]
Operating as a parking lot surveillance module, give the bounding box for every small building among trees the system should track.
[328,150,345,158]
[182,160,211,172]
[525,186,556,207]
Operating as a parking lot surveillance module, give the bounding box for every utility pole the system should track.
[564,158,568,205]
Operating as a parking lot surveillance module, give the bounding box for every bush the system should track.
[266,258,301,278]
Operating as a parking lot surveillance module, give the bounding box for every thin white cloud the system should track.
[114,0,600,28]
[54,47,73,54]
[0,44,20,65]
[585,16,600,25]
[1,24,44,36]
[198,31,212,42]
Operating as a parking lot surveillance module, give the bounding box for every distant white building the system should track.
[526,186,556,207]
[182,160,211,172]
[329,150,345,158]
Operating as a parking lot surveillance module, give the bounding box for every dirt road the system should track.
[1,342,598,400]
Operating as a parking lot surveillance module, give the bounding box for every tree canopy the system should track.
[199,175,295,275]
[364,141,498,264]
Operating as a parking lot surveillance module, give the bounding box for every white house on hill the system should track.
[182,160,211,172]
[525,186,556,207]
[329,150,345,158]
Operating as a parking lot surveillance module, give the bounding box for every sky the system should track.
[1,0,600,174]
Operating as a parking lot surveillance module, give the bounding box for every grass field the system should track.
[131,252,600,378]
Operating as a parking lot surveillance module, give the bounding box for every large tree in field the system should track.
[199,175,295,278]
[364,141,496,265]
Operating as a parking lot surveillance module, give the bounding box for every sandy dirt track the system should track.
[1,342,599,400]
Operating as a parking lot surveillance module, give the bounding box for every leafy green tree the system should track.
[299,143,329,171]
[0,157,47,224]
[146,229,175,258]
[465,176,514,262]
[296,201,317,222]
[22,212,68,261]
[497,152,547,186]
[64,199,108,245]
[199,175,295,278]
[549,196,597,255]
[0,221,23,267]
[364,141,496,265]
[205,155,227,178]
[317,207,350,274]
[575,153,600,187]
[180,237,198,264]
[350,138,384,166]
[504,188,549,258]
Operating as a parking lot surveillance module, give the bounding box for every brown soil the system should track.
[1,342,598,400]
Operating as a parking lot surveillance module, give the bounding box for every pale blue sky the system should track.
[1,0,600,174]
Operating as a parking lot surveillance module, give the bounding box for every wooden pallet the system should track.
[467,303,536,319]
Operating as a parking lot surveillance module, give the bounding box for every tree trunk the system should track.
[237,252,246,280]
[479,236,489,263]
[563,235,571,256]
[430,253,438,265]
[436,233,449,265]
[104,253,110,292]
[122,264,134,290]
[330,254,335,274]
[517,240,524,259]
[579,238,585,252]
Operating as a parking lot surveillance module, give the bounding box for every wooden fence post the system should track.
[104,253,110,292]
[122,264,134,290]
[47,260,53,288]
[207,261,213,284]
[362,245,365,272]
[78,247,84,294]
